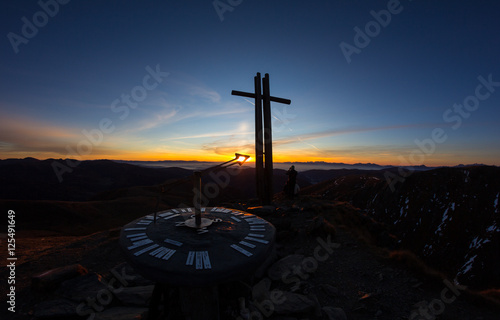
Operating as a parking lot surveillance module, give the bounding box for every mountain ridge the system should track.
[301,166,500,290]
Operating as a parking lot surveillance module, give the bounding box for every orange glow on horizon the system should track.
[2,150,497,168]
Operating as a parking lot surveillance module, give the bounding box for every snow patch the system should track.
[423,244,433,256]
[436,207,450,234]
[494,192,499,212]
[458,254,477,276]
[486,221,499,233]
[469,236,491,250]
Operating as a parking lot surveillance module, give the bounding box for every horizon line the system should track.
[1,157,497,169]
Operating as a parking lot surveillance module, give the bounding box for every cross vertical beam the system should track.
[262,74,273,205]
[254,73,264,202]
[232,73,291,205]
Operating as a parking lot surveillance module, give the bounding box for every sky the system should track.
[1,0,500,166]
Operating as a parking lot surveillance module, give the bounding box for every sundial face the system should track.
[119,207,275,286]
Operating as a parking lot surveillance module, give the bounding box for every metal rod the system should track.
[194,171,202,226]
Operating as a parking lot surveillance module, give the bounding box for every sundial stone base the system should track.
[179,286,219,320]
[147,284,220,320]
[120,207,276,319]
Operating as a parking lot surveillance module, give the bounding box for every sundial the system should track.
[119,207,276,287]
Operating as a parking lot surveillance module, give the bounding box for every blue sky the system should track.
[1,0,499,166]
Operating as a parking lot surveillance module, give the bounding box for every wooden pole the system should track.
[232,73,291,205]
[262,74,273,205]
[254,73,264,202]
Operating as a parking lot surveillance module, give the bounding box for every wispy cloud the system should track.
[122,99,181,134]
[0,114,80,153]
[243,98,255,106]
[0,123,81,158]
[187,85,221,103]
[165,74,221,103]
[0,112,147,159]
[163,130,253,141]
[274,123,438,146]
[121,93,250,135]
[48,97,112,110]
[202,134,254,156]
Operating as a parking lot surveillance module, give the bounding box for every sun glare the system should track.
[236,156,246,162]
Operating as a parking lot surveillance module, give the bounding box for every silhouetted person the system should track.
[284,165,298,198]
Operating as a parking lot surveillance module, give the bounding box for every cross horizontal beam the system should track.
[231,90,291,105]
[231,73,291,205]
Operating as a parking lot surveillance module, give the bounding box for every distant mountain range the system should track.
[0,158,192,201]
[0,158,495,201]
[118,159,432,171]
[117,159,494,171]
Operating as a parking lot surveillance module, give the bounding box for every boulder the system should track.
[31,264,88,292]
[57,272,109,302]
[252,277,272,302]
[307,292,322,317]
[33,299,79,319]
[320,284,340,298]
[95,307,148,320]
[322,306,347,320]
[114,285,154,306]
[273,291,315,315]
[112,263,154,286]
[267,254,305,281]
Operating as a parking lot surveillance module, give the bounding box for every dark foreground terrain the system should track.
[0,159,499,319]
[1,197,499,320]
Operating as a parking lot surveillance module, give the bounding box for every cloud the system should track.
[167,105,248,124]
[123,100,181,134]
[268,123,446,163]
[0,114,81,155]
[163,129,253,141]
[0,112,143,159]
[48,97,112,110]
[121,95,250,135]
[187,85,221,103]
[274,123,436,146]
[166,74,221,103]
[201,135,254,156]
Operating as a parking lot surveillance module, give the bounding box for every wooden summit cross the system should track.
[232,73,291,205]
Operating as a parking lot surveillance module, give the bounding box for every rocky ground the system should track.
[1,197,499,320]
